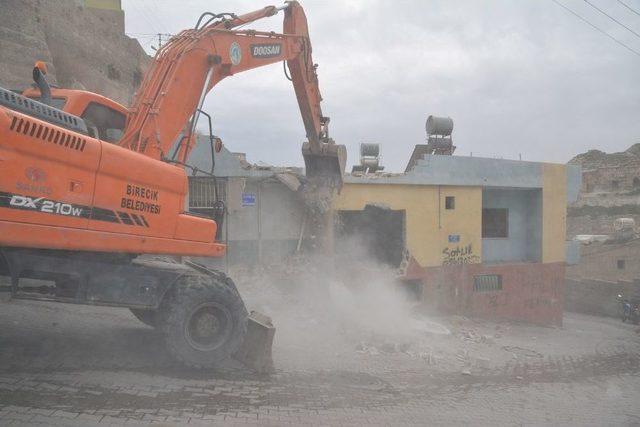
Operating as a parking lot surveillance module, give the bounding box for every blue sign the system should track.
[448,234,460,243]
[242,193,256,206]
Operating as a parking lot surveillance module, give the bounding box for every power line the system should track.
[127,0,163,36]
[617,0,640,18]
[125,0,174,51]
[583,0,640,39]
[126,32,164,37]
[551,0,640,57]
[141,0,172,35]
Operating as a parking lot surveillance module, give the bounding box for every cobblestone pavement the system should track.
[1,300,640,426]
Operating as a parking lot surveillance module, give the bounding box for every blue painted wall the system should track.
[482,188,542,263]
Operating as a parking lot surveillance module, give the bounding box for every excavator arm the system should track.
[284,3,346,182]
[120,1,346,185]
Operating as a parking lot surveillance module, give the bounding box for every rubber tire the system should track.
[161,274,248,368]
[130,308,159,328]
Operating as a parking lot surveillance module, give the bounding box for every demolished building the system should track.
[335,152,580,327]
[187,135,580,327]
[187,139,311,269]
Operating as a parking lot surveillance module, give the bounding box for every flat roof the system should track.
[346,154,581,202]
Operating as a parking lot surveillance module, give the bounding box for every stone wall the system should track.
[581,163,640,194]
[565,278,640,318]
[0,0,149,106]
[566,240,640,282]
[567,213,640,237]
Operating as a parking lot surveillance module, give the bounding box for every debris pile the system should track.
[300,176,340,214]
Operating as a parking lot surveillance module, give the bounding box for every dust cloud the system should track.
[233,238,449,370]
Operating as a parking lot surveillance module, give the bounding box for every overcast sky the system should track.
[122,0,640,172]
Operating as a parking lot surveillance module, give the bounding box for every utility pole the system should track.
[155,33,172,50]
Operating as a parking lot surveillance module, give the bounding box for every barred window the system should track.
[473,275,503,292]
[188,177,226,209]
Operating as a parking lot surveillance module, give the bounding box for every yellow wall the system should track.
[438,186,482,266]
[335,162,568,267]
[542,164,567,263]
[84,0,122,11]
[333,184,482,267]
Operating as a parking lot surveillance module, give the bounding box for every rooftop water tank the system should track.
[426,115,453,137]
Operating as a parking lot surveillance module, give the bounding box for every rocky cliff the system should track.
[569,143,640,170]
[0,0,149,106]
[568,142,640,236]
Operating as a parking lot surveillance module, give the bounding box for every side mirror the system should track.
[214,136,223,153]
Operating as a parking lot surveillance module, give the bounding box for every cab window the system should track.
[81,102,126,143]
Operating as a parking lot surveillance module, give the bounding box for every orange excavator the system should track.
[0,2,345,368]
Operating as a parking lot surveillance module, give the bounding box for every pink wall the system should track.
[407,262,565,326]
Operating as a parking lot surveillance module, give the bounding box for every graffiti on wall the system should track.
[442,243,480,265]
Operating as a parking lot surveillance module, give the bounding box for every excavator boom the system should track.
[121,1,346,185]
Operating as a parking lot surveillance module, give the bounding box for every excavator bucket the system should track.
[302,140,347,187]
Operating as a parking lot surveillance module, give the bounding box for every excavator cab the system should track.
[21,88,128,144]
[22,61,129,144]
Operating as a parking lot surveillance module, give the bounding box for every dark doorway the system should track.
[336,205,405,268]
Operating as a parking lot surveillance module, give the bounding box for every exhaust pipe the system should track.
[32,61,51,106]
